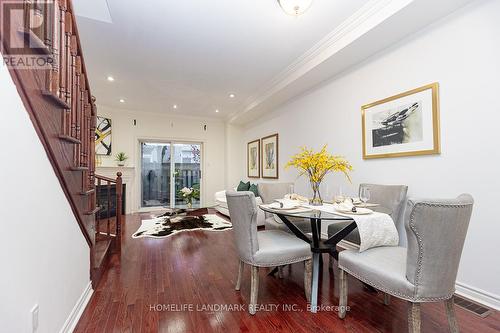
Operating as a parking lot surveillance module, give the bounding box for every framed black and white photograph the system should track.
[96,116,112,155]
[362,83,440,159]
[261,133,279,179]
[247,139,260,178]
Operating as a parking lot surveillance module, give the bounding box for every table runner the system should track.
[303,203,399,252]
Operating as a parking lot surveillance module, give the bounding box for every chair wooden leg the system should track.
[235,260,244,291]
[304,259,312,302]
[338,269,348,319]
[445,297,460,333]
[408,302,421,333]
[278,266,284,279]
[384,293,391,305]
[249,266,259,315]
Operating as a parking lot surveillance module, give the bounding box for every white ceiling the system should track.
[73,0,370,119]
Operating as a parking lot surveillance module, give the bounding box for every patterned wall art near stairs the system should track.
[0,0,122,288]
[95,116,112,155]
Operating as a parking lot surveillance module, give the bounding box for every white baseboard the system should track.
[455,281,500,311]
[330,236,500,311]
[59,282,93,333]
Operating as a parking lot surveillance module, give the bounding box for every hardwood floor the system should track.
[75,212,500,333]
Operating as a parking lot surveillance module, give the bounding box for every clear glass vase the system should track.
[309,181,323,206]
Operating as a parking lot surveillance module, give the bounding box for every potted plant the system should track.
[285,145,352,206]
[115,152,128,167]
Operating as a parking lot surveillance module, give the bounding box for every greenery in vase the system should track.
[285,145,353,204]
[179,185,200,207]
[115,152,128,164]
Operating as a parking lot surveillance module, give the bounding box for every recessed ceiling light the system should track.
[119,99,125,103]
[215,109,220,113]
[107,76,115,82]
[173,104,178,109]
[229,93,235,98]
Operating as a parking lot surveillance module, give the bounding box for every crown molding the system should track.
[228,0,414,123]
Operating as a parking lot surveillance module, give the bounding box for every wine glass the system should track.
[360,188,371,207]
[324,184,331,203]
[334,186,345,204]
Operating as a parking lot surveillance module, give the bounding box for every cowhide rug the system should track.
[132,214,232,239]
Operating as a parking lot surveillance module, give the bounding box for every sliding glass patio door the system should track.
[141,141,202,209]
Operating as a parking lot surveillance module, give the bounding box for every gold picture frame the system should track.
[247,139,260,178]
[362,83,440,159]
[261,133,279,179]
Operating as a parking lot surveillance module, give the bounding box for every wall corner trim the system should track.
[59,282,94,333]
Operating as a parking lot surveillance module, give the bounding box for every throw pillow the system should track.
[249,184,259,197]
[237,181,250,191]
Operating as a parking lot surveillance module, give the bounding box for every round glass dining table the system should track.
[259,206,358,313]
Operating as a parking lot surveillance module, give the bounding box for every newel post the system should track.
[115,172,123,251]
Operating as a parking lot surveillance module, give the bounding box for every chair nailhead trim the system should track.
[339,267,454,302]
[408,201,472,296]
[242,256,312,268]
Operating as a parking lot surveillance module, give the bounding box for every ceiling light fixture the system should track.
[173,104,178,109]
[215,109,220,113]
[229,93,235,98]
[277,0,313,16]
[119,99,125,103]
[107,76,115,82]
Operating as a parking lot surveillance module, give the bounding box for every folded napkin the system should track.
[265,200,300,210]
[335,200,355,212]
[284,193,309,202]
[351,197,362,205]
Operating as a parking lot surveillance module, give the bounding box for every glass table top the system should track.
[259,203,392,220]
[259,205,353,220]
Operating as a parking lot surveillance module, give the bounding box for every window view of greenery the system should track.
[174,143,201,208]
[141,142,201,208]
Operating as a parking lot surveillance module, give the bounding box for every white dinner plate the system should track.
[335,207,373,215]
[354,203,379,208]
[264,203,301,210]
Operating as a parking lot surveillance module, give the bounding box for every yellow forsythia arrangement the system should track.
[285,145,353,184]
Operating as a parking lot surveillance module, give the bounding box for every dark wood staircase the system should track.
[0,0,121,288]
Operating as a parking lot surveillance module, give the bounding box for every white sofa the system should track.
[214,189,266,226]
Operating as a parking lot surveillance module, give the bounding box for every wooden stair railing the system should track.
[0,0,117,288]
[92,172,123,286]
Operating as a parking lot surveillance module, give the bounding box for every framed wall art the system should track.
[261,133,279,179]
[247,139,260,178]
[362,83,440,159]
[96,116,112,155]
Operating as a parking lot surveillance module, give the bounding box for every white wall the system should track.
[225,123,246,188]
[0,63,90,331]
[237,0,500,308]
[97,106,227,211]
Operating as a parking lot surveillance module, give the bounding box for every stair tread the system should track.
[71,166,88,171]
[41,89,71,109]
[80,189,95,195]
[92,238,113,269]
[85,206,102,215]
[59,134,81,144]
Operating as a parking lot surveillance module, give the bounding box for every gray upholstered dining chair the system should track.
[328,183,408,246]
[260,182,311,233]
[226,191,312,315]
[337,194,474,333]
